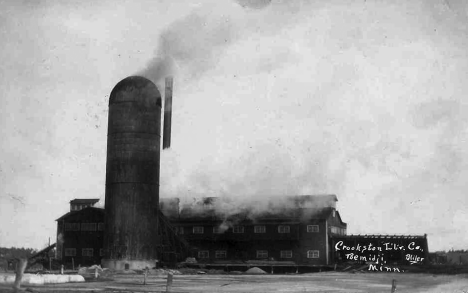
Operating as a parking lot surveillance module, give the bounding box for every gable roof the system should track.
[331,210,347,226]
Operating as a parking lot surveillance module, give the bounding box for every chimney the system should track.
[163,76,173,149]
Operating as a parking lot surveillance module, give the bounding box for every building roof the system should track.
[55,206,104,221]
[171,206,344,224]
[69,198,100,204]
[161,195,340,222]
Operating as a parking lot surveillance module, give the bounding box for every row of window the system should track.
[71,204,93,211]
[64,222,104,231]
[177,225,321,235]
[197,250,320,259]
[64,248,104,257]
[330,226,347,235]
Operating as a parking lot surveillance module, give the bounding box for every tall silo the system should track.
[102,76,161,270]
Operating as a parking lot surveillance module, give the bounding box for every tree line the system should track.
[0,247,37,259]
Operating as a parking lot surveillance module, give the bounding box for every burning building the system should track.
[160,194,348,269]
[53,75,429,271]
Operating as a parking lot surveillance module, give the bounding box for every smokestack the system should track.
[163,76,173,149]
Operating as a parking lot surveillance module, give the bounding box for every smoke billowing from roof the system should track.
[161,195,339,232]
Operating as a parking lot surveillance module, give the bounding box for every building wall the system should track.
[56,208,104,267]
[447,252,468,265]
[297,221,328,265]
[171,216,346,265]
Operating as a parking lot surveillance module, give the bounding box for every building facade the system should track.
[160,195,348,266]
[55,202,104,267]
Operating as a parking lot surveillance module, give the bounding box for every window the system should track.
[256,250,268,259]
[213,226,222,234]
[332,209,336,217]
[307,225,319,233]
[97,223,104,231]
[254,226,266,233]
[193,226,204,234]
[100,249,104,257]
[176,227,184,235]
[215,250,227,258]
[307,250,319,258]
[278,225,290,233]
[82,248,94,257]
[198,251,209,259]
[331,226,345,234]
[233,226,244,233]
[64,248,76,256]
[280,250,293,258]
[81,223,97,231]
[65,223,80,231]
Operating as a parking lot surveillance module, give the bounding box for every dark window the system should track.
[198,251,209,258]
[278,225,290,233]
[307,225,319,233]
[215,251,227,258]
[233,226,244,233]
[64,248,76,256]
[254,226,266,233]
[256,250,268,258]
[82,248,94,257]
[193,226,204,234]
[65,223,81,231]
[307,250,319,258]
[81,223,97,231]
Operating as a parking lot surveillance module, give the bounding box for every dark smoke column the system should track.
[102,76,161,270]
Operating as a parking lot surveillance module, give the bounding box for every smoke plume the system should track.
[138,0,273,84]
[161,195,337,233]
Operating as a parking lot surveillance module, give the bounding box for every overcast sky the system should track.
[1,0,467,252]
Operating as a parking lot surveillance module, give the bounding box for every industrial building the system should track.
[55,194,349,268]
[55,195,430,270]
[54,198,189,268]
[53,76,429,271]
[159,194,347,267]
[55,199,104,267]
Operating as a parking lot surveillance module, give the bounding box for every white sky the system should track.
[1,0,468,251]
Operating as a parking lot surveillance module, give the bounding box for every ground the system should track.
[1,272,468,292]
